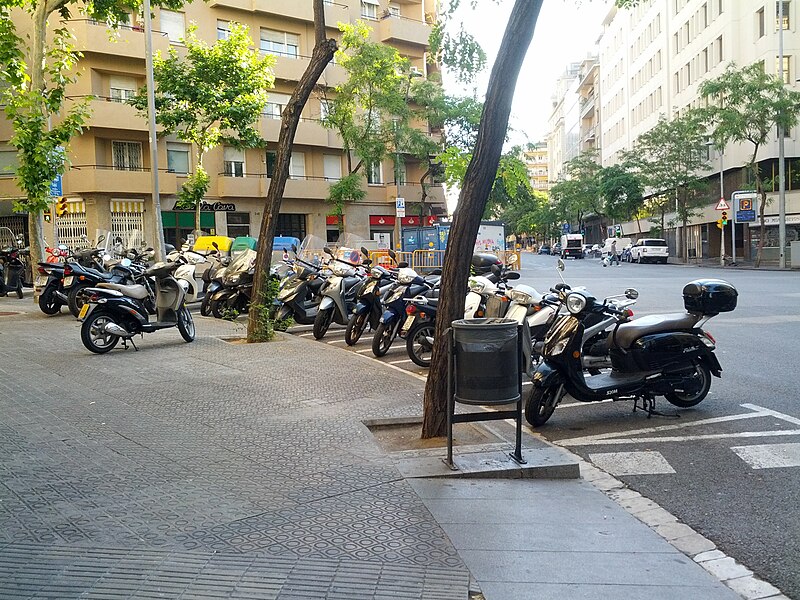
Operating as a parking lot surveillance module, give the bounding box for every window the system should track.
[167,142,190,174]
[367,161,383,185]
[395,160,407,185]
[778,55,791,83]
[266,151,277,177]
[276,213,306,239]
[217,20,230,40]
[758,6,766,37]
[320,99,332,120]
[260,29,299,58]
[388,3,401,16]
[112,141,142,170]
[227,212,250,237]
[361,0,379,19]
[0,147,17,176]
[224,147,245,177]
[110,200,145,248]
[323,154,342,180]
[777,1,790,29]
[289,152,305,179]
[160,10,185,44]
[109,75,137,102]
[264,93,291,119]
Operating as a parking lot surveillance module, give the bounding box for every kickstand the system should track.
[633,396,679,419]
[121,337,138,351]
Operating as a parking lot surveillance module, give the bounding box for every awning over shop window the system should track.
[111,200,144,213]
[65,200,86,214]
[369,215,395,226]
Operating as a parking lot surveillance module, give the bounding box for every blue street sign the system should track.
[562,223,570,233]
[49,174,62,197]
[736,209,756,223]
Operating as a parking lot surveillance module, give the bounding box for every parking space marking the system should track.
[731,443,800,469]
[588,451,676,476]
[389,359,413,365]
[557,404,800,447]
[327,339,346,344]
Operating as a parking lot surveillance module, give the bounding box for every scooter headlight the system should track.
[566,293,587,315]
[508,289,533,305]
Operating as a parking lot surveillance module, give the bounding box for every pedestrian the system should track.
[609,239,621,266]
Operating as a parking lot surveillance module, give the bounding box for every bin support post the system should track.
[445,327,456,470]
[510,325,526,465]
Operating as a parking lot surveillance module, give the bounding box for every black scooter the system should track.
[526,274,737,427]
[344,253,395,346]
[0,242,28,299]
[272,244,327,325]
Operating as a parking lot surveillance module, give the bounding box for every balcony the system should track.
[80,97,149,132]
[261,117,336,147]
[63,165,178,195]
[250,0,350,24]
[216,173,263,197]
[378,15,432,46]
[281,176,336,200]
[386,183,445,206]
[272,55,311,82]
[67,20,170,60]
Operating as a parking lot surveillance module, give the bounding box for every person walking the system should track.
[609,239,621,266]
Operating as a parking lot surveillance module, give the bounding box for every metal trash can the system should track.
[452,318,520,405]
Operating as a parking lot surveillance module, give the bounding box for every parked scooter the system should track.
[208,248,256,318]
[78,258,194,354]
[344,251,395,346]
[0,235,28,299]
[312,245,367,340]
[526,261,737,427]
[271,235,328,325]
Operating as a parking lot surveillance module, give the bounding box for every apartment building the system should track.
[0,0,445,250]
[546,62,581,182]
[598,0,800,261]
[523,142,550,193]
[577,56,601,154]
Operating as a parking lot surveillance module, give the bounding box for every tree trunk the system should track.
[421,0,542,439]
[247,0,336,340]
[756,178,766,268]
[195,153,205,232]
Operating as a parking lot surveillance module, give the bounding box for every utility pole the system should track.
[778,0,787,268]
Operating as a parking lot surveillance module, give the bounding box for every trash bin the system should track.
[452,318,520,405]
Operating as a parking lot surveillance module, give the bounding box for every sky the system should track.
[444,0,614,146]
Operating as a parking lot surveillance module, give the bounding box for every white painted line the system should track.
[559,399,612,409]
[589,451,676,476]
[561,430,800,447]
[350,350,428,382]
[731,443,800,469]
[326,339,346,344]
[297,333,314,337]
[741,403,800,426]
[389,359,413,365]
[355,349,373,354]
[557,407,770,446]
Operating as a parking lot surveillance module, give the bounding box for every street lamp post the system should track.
[778,0,787,268]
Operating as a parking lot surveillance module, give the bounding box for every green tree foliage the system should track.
[623,110,710,256]
[498,189,555,240]
[483,151,531,219]
[129,23,274,230]
[549,150,603,229]
[599,162,644,229]
[699,62,800,265]
[0,0,185,262]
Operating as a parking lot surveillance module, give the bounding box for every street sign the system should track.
[715,198,730,210]
[395,197,405,218]
[736,209,756,223]
[49,175,62,198]
[562,222,570,233]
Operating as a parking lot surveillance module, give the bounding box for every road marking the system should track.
[731,443,800,469]
[351,350,428,382]
[355,349,373,354]
[557,404,800,447]
[327,339,346,344]
[588,451,676,476]
[297,332,314,337]
[389,359,413,365]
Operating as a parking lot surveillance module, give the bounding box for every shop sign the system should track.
[199,201,236,212]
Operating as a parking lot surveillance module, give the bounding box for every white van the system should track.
[601,237,631,259]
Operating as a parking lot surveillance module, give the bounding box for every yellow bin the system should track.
[193,235,233,254]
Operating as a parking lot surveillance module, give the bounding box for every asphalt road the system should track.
[516,252,800,599]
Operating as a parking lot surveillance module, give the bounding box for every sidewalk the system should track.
[0,297,780,599]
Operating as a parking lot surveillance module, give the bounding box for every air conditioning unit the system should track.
[410,66,422,76]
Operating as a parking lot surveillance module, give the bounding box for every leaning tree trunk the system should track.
[247,0,337,340]
[421,0,542,438]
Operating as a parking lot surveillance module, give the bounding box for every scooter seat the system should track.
[608,312,701,349]
[97,282,150,300]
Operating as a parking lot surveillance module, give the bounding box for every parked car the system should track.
[552,243,562,256]
[538,244,551,255]
[630,238,670,264]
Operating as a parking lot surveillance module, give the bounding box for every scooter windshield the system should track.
[227,248,257,276]
[295,235,327,267]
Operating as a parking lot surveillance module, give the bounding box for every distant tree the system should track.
[599,162,644,231]
[549,150,603,231]
[130,23,274,231]
[700,62,800,266]
[624,110,710,260]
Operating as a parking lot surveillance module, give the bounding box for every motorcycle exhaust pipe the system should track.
[104,322,133,338]
[54,290,69,303]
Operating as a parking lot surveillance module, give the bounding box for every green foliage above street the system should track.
[129,22,274,227]
[549,150,604,227]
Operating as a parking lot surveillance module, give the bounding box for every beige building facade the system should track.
[0,0,445,250]
[523,142,550,193]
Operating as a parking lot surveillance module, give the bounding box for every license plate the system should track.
[402,314,416,332]
[63,276,73,287]
[35,275,48,287]
[78,303,90,320]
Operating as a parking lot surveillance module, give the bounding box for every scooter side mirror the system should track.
[557,258,565,271]
[362,259,372,266]
[361,246,370,257]
[491,264,502,276]
[323,246,333,256]
[625,288,639,300]
[507,253,518,264]
[506,272,520,280]
[398,261,409,268]
[291,243,298,253]
[430,268,442,275]
[212,241,219,250]
[388,249,396,260]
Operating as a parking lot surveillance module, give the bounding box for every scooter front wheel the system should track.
[664,363,711,408]
[177,306,195,342]
[525,385,563,427]
[80,312,120,354]
[200,294,212,317]
[345,311,368,346]
[372,321,396,357]
[406,322,435,367]
[210,297,225,319]
[38,285,62,315]
[313,306,333,340]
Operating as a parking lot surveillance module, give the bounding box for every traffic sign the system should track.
[562,223,570,233]
[395,197,405,218]
[715,198,730,210]
[736,209,756,223]
[49,174,62,197]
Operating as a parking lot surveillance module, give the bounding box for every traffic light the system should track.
[721,211,728,225]
[55,196,68,218]
[716,219,723,230]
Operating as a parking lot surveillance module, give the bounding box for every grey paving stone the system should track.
[478,582,742,600]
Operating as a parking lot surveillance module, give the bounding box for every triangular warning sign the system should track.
[715,198,730,210]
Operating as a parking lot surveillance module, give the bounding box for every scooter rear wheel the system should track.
[67,282,91,318]
[38,285,62,315]
[406,322,435,367]
[177,306,195,342]
[345,311,368,346]
[210,297,225,319]
[525,386,562,427]
[200,294,212,317]
[664,363,711,408]
[80,312,120,354]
